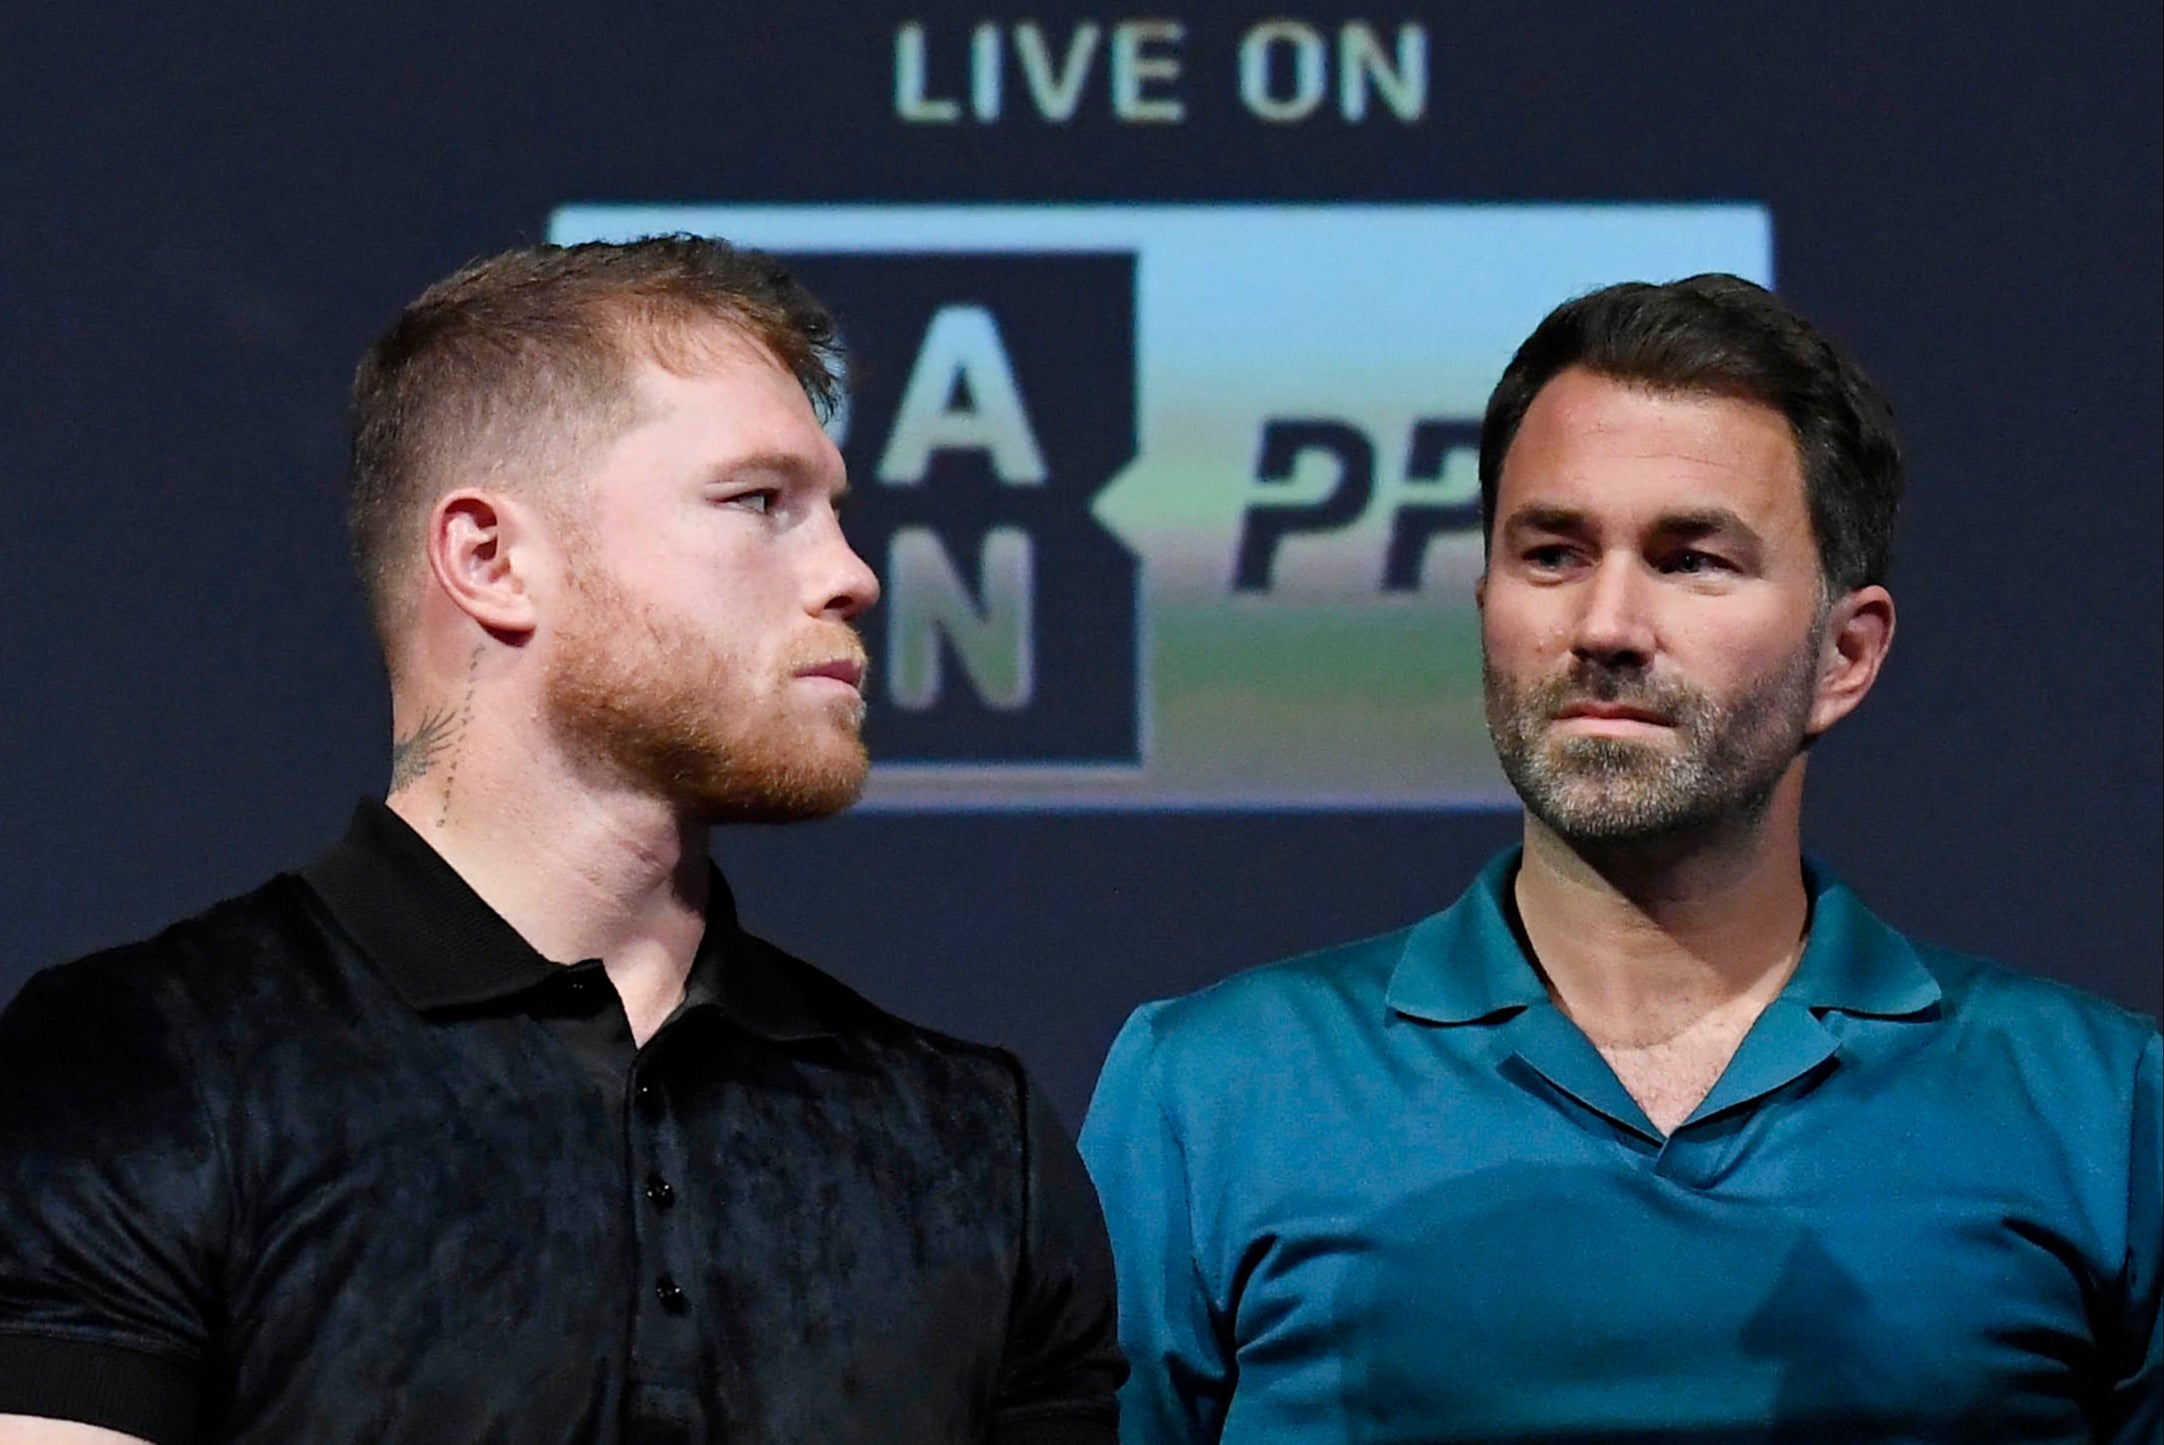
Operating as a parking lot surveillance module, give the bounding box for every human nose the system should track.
[1569,554,1656,668]
[811,518,881,621]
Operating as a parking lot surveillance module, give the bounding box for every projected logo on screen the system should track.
[775,254,1139,769]
[550,204,1772,810]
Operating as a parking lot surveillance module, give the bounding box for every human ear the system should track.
[423,490,540,639]
[1806,584,1895,736]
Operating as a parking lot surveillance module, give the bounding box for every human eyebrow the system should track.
[1499,505,1593,543]
[1647,508,1763,554]
[708,451,819,487]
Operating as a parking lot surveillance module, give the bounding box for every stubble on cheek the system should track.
[1482,638,1817,843]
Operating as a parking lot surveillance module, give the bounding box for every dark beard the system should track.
[1483,631,1820,846]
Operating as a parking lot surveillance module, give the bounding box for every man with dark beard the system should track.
[1080,275,2159,1444]
[0,239,1122,1445]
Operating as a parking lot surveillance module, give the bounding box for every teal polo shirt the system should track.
[1079,851,2161,1444]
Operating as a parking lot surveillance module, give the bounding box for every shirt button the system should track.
[634,1082,663,1116]
[645,1175,675,1210]
[654,1276,687,1313]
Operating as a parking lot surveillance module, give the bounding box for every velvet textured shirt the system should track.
[0,801,1122,1444]
[1079,851,2161,1445]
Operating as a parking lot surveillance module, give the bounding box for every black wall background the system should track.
[3,3,2157,1125]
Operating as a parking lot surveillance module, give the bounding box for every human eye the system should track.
[723,488,779,516]
[1521,542,1578,572]
[1660,548,1734,576]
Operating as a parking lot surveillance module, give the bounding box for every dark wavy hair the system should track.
[1478,274,1903,593]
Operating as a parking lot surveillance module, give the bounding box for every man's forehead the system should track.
[1500,369,1806,519]
[1523,368,1794,446]
[615,331,828,436]
[599,336,843,486]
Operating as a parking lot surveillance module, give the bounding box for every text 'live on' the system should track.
[894,18,1429,125]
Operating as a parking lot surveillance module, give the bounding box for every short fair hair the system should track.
[1478,274,1904,594]
[346,235,842,649]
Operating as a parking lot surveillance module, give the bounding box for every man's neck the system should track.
[1512,771,1811,1047]
[386,735,711,1044]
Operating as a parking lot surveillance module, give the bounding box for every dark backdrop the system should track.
[3,3,2157,1125]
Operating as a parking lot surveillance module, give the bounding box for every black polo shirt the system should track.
[0,802,1122,1444]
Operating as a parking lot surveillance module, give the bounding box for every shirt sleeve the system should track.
[987,1062,1126,1445]
[1077,1005,1233,1445]
[0,954,226,1444]
[2102,1032,2162,1445]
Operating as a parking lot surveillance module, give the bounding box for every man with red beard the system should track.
[0,239,1122,1445]
[1081,275,2159,1444]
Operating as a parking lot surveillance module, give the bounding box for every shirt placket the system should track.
[625,1043,706,1438]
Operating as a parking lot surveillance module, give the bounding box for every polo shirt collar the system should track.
[1779,864,1941,1017]
[299,799,835,1041]
[1383,847,1942,1026]
[1385,851,1546,1025]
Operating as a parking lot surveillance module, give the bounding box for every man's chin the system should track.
[682,747,870,826]
[1507,749,1696,843]
[1533,803,1687,846]
[1525,767,1792,850]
